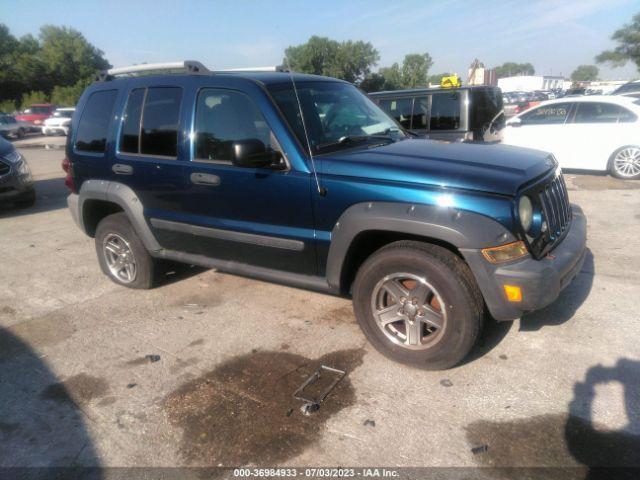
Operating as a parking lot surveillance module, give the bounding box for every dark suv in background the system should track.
[65,61,586,369]
[369,86,505,142]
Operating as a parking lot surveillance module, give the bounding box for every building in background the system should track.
[497,75,565,92]
[467,60,497,86]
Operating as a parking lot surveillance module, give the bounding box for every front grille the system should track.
[0,160,9,177]
[527,172,572,258]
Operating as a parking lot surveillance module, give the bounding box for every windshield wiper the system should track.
[316,131,397,151]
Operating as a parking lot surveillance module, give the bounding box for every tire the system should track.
[14,190,35,208]
[17,128,25,139]
[95,212,156,289]
[352,241,484,370]
[609,146,640,180]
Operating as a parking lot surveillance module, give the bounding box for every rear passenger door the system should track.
[112,84,186,248]
[166,87,316,275]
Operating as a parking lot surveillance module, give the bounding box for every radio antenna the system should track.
[284,56,324,196]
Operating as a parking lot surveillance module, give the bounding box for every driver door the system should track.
[170,88,316,275]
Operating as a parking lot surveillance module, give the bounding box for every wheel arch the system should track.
[77,180,162,252]
[326,201,517,295]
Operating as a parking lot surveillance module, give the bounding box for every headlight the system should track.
[2,150,22,163]
[518,195,533,232]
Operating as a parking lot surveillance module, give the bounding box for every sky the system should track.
[1,0,639,80]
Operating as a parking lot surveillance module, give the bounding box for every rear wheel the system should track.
[95,212,156,289]
[609,146,640,180]
[16,128,25,139]
[352,241,484,370]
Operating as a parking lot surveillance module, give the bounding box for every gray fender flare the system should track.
[77,180,162,252]
[325,201,517,291]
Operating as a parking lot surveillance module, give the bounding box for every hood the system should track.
[320,139,555,196]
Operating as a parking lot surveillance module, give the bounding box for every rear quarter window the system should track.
[430,92,460,130]
[75,90,118,153]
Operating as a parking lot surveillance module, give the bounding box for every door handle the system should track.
[190,172,221,186]
[112,163,133,175]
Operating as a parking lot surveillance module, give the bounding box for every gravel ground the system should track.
[0,148,638,477]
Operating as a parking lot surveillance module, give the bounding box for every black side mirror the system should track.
[231,139,273,168]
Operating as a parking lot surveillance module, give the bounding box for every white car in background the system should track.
[41,107,75,136]
[502,96,640,179]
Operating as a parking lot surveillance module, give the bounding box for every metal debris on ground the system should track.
[300,403,320,416]
[471,444,489,455]
[293,365,346,415]
[440,379,453,387]
[126,383,137,389]
[364,419,376,427]
[145,354,161,363]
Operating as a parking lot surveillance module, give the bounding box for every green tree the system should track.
[378,63,403,90]
[284,36,379,84]
[51,77,92,106]
[39,25,110,88]
[596,12,640,72]
[401,53,433,88]
[20,90,48,107]
[571,64,599,82]
[427,72,453,86]
[494,62,535,78]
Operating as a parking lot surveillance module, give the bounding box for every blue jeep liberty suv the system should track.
[65,61,587,369]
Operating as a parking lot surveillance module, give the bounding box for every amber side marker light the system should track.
[481,241,529,264]
[503,285,523,302]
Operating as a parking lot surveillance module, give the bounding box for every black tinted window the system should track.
[140,87,182,157]
[194,89,274,162]
[75,90,117,153]
[573,102,636,123]
[378,97,413,129]
[430,93,460,130]
[120,88,145,153]
[412,97,429,130]
[471,89,504,130]
[521,103,571,125]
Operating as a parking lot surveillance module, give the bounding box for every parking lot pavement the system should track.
[1,148,639,471]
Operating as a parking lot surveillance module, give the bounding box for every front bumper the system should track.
[0,162,35,203]
[462,204,587,321]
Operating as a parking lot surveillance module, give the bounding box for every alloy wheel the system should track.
[613,147,640,178]
[102,233,137,283]
[370,272,447,350]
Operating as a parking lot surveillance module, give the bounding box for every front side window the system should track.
[520,103,572,125]
[75,90,117,153]
[119,87,182,157]
[378,97,413,129]
[194,89,276,162]
[268,81,404,154]
[430,92,460,130]
[573,102,637,124]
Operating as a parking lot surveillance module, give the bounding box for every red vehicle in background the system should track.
[15,104,57,132]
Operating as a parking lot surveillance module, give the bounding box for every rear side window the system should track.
[520,103,572,125]
[430,93,460,130]
[378,98,413,129]
[119,87,182,158]
[75,90,117,153]
[573,102,637,124]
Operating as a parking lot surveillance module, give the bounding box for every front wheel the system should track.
[95,212,156,289]
[352,241,484,370]
[609,146,640,180]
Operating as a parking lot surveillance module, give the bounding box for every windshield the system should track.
[268,81,405,154]
[54,110,74,118]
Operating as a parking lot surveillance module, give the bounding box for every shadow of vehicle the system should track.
[566,358,640,479]
[519,248,594,331]
[0,177,68,218]
[0,326,101,478]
